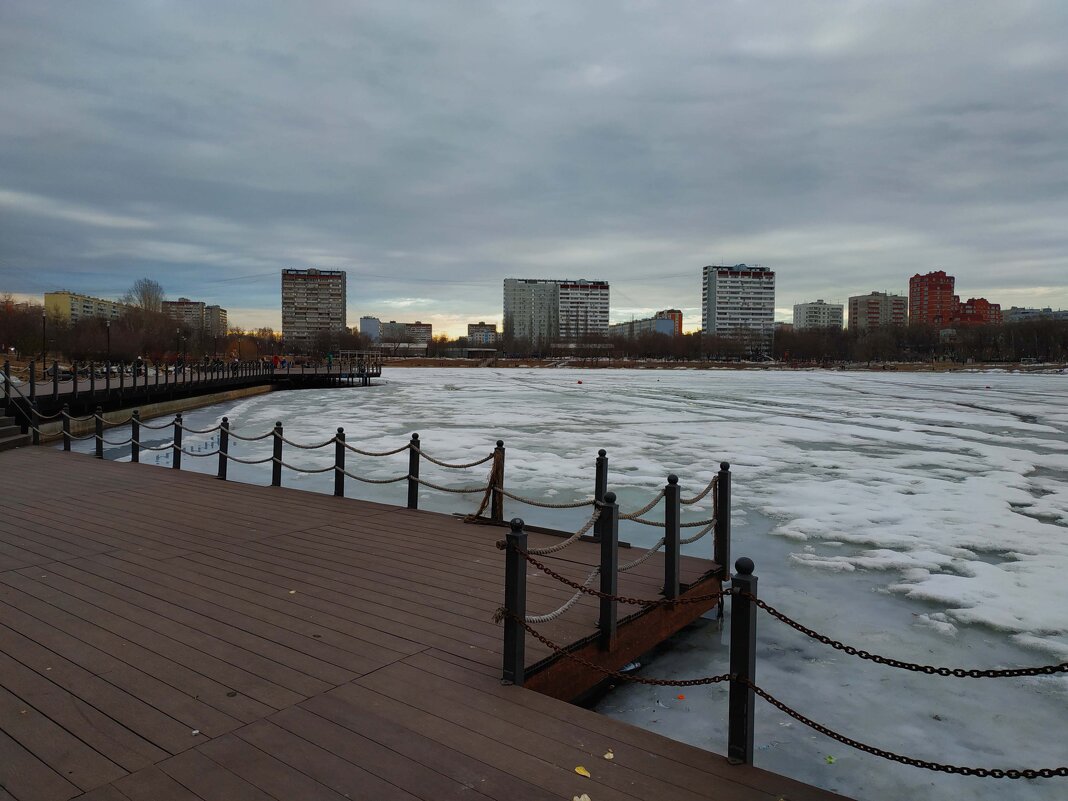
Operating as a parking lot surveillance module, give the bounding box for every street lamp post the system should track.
[106,320,111,363]
[41,312,46,365]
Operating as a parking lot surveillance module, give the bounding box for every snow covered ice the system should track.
[75,367,1068,801]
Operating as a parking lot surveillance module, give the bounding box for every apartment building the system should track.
[701,264,776,350]
[359,316,382,342]
[848,292,908,329]
[380,320,433,344]
[793,299,844,331]
[608,316,676,338]
[44,291,130,323]
[467,322,499,344]
[502,278,610,343]
[281,268,347,352]
[909,271,957,326]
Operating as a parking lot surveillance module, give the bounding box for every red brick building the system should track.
[655,309,683,336]
[955,297,1002,326]
[909,271,957,326]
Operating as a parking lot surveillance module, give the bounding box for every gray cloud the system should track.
[2,0,1066,331]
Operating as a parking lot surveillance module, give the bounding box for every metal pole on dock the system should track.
[715,462,731,578]
[502,517,528,686]
[272,422,283,486]
[407,433,420,509]
[592,448,608,542]
[2,360,10,409]
[105,362,111,395]
[30,400,40,445]
[71,363,79,402]
[598,491,619,651]
[334,428,345,497]
[663,474,681,599]
[52,360,59,402]
[131,411,140,463]
[172,413,182,470]
[94,407,104,459]
[491,439,505,522]
[728,557,757,765]
[62,404,70,451]
[218,417,229,480]
[28,360,35,400]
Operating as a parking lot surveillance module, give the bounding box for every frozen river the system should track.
[76,367,1068,801]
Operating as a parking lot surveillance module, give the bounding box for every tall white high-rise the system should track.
[281,268,347,353]
[503,278,610,343]
[701,264,776,350]
[793,299,844,330]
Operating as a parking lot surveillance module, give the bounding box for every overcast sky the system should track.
[2,1,1066,335]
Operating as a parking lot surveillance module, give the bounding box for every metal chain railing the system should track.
[746,680,1068,779]
[744,592,1068,678]
[527,507,602,556]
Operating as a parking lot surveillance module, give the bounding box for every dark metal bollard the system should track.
[218,417,229,480]
[52,360,59,402]
[502,517,528,685]
[172,413,183,469]
[715,462,732,578]
[105,361,112,394]
[663,474,681,599]
[598,491,619,651]
[131,411,140,463]
[728,557,758,765]
[2,360,9,408]
[94,407,104,459]
[491,439,505,522]
[407,433,420,509]
[334,428,345,497]
[30,400,40,446]
[62,404,71,451]
[119,362,125,393]
[272,422,283,486]
[592,448,608,542]
[71,362,79,401]
[28,360,35,400]
[90,362,96,397]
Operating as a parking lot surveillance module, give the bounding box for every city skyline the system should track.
[2,3,1067,337]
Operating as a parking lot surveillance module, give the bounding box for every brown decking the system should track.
[0,447,847,801]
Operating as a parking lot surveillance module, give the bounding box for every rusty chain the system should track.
[745,680,1068,779]
[498,610,732,687]
[741,592,1068,678]
[500,544,728,607]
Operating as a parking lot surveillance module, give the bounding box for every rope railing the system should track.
[527,507,602,556]
[681,474,717,505]
[495,487,598,509]
[412,447,496,469]
[407,475,492,494]
[619,488,666,520]
[524,568,600,624]
[279,434,337,450]
[341,440,412,457]
[337,467,410,485]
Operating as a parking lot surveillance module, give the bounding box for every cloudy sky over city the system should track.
[2,1,1066,335]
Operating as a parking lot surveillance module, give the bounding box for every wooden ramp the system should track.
[0,448,848,801]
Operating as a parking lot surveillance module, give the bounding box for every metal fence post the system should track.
[130,410,140,463]
[30,400,40,446]
[52,360,59,402]
[664,474,681,599]
[94,407,104,459]
[119,361,125,394]
[715,462,731,578]
[105,361,112,395]
[272,422,283,486]
[89,362,96,397]
[62,404,71,451]
[334,427,345,497]
[728,557,758,765]
[491,439,505,522]
[407,433,420,509]
[2,360,9,409]
[28,360,35,400]
[592,448,608,542]
[598,491,619,651]
[503,517,528,686]
[71,363,79,402]
[218,417,229,480]
[172,413,183,470]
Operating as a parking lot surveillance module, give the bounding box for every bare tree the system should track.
[122,278,165,312]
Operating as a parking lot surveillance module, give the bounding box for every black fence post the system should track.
[592,448,608,542]
[502,517,528,686]
[491,439,505,522]
[715,462,731,578]
[407,433,420,509]
[728,557,758,765]
[28,360,35,400]
[105,362,112,395]
[94,407,104,459]
[218,417,229,480]
[62,404,71,451]
[334,428,345,497]
[664,474,681,599]
[272,421,283,487]
[598,491,619,651]
[30,400,40,446]
[71,363,79,402]
[52,360,59,402]
[2,359,9,409]
[172,413,182,470]
[89,362,96,397]
[131,410,140,463]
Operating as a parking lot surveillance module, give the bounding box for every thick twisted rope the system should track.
[227,429,275,442]
[412,447,496,469]
[408,475,491,494]
[224,453,276,465]
[681,520,715,545]
[619,488,666,520]
[279,434,337,450]
[341,440,411,457]
[618,538,665,572]
[275,459,336,473]
[338,468,410,484]
[496,487,597,509]
[527,507,602,556]
[176,422,223,435]
[526,567,600,624]
[681,475,717,505]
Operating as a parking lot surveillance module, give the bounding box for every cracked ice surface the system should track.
[76,367,1068,800]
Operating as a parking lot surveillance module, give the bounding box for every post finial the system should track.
[721,461,731,471]
[667,474,678,485]
[598,448,607,457]
[337,426,344,433]
[509,517,525,532]
[222,416,229,423]
[411,432,419,441]
[735,556,754,576]
[496,439,504,448]
[604,491,616,504]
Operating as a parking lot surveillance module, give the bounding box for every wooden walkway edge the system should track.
[0,447,849,801]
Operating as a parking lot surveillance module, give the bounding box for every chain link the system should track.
[746,680,1068,779]
[743,592,1068,678]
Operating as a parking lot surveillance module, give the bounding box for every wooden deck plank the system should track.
[0,726,80,801]
[0,447,845,801]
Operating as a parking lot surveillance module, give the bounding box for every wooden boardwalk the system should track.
[0,448,847,801]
